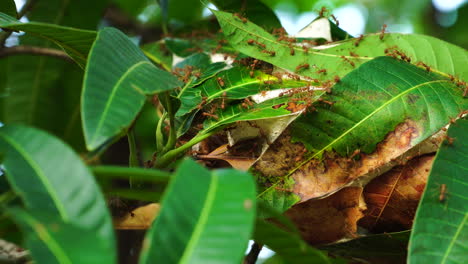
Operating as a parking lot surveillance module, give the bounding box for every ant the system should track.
[202,112,219,120]
[302,46,309,54]
[330,14,339,26]
[348,149,361,161]
[295,63,310,72]
[233,13,247,23]
[318,97,334,106]
[439,184,447,203]
[354,35,364,47]
[318,7,328,17]
[217,77,225,87]
[379,24,387,40]
[416,61,431,72]
[333,75,341,83]
[261,50,276,56]
[445,135,455,145]
[349,51,359,57]
[290,48,295,56]
[197,97,208,110]
[221,91,227,109]
[317,69,327,75]
[340,56,355,67]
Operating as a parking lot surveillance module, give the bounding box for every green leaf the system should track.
[211,0,282,30]
[141,41,173,71]
[139,159,256,264]
[0,12,96,68]
[0,125,115,260]
[174,52,211,69]
[177,67,308,117]
[291,56,466,157]
[254,219,333,264]
[213,10,468,82]
[259,56,467,205]
[0,0,17,18]
[408,119,468,264]
[8,208,115,264]
[82,27,183,151]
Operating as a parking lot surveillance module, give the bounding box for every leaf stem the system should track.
[156,112,167,153]
[154,129,219,168]
[127,129,140,167]
[91,166,171,182]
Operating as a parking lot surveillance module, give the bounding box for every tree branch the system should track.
[244,242,263,264]
[0,45,74,62]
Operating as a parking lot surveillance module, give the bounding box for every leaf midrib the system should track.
[20,212,73,264]
[441,213,468,263]
[179,173,218,263]
[88,61,151,146]
[217,11,371,61]
[0,133,69,220]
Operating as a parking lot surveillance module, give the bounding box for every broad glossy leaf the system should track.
[213,10,468,82]
[0,0,16,18]
[0,125,115,258]
[408,119,468,264]
[9,208,115,264]
[139,159,256,264]
[0,0,106,152]
[174,52,211,69]
[254,219,333,264]
[257,56,467,203]
[0,12,96,67]
[165,37,237,57]
[211,0,282,30]
[177,67,308,117]
[82,27,183,151]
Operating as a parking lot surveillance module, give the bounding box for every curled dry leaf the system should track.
[196,143,257,171]
[256,120,446,202]
[359,154,434,232]
[114,203,160,230]
[285,187,366,245]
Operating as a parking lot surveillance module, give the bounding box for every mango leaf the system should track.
[165,37,237,57]
[8,208,115,264]
[82,27,183,151]
[211,0,282,31]
[174,52,211,69]
[177,67,309,117]
[0,125,115,260]
[254,219,334,264]
[0,12,97,68]
[213,10,468,82]
[0,0,106,152]
[0,1,16,18]
[255,56,467,203]
[408,119,468,264]
[141,41,173,71]
[139,159,256,264]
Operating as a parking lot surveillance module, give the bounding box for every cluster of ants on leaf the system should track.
[167,6,467,140]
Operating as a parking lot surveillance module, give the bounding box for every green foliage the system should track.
[82,27,182,151]
[0,1,467,263]
[139,159,256,263]
[409,119,468,264]
[0,125,116,263]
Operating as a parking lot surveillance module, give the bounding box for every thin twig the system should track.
[244,242,263,264]
[0,45,73,62]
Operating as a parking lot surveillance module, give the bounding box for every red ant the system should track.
[261,50,276,56]
[354,35,364,47]
[202,112,219,120]
[221,91,227,109]
[349,51,359,57]
[295,63,310,72]
[330,14,339,26]
[379,24,387,40]
[233,13,247,23]
[439,184,447,202]
[217,77,225,87]
[340,56,355,67]
[416,61,431,72]
[333,75,341,83]
[319,7,328,17]
[290,48,295,56]
[317,69,327,75]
